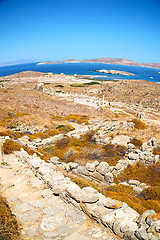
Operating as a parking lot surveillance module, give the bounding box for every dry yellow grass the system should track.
[0,193,21,239]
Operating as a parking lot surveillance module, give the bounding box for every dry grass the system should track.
[0,193,21,239]
[115,161,160,186]
[2,140,21,154]
[39,133,128,166]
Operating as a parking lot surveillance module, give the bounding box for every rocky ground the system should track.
[0,71,160,239]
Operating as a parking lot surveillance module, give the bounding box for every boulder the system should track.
[86,163,95,172]
[104,172,114,184]
[96,162,109,175]
[129,180,140,186]
[77,166,89,176]
[69,162,79,170]
[104,198,122,209]
[111,135,131,147]
[50,156,60,165]
[128,152,139,161]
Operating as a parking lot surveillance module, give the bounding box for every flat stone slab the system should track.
[43,206,63,217]
[14,203,33,212]
[17,210,42,223]
[40,215,64,231]
[64,232,94,240]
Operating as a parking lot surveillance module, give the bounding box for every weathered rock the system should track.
[69,162,79,170]
[23,225,40,238]
[154,155,159,164]
[135,227,150,240]
[128,152,139,161]
[29,199,46,208]
[40,215,64,231]
[14,203,33,213]
[30,157,44,169]
[104,198,122,209]
[96,162,109,175]
[89,171,104,181]
[86,163,96,172]
[66,183,82,202]
[111,135,131,147]
[77,166,89,176]
[129,180,140,186]
[104,172,114,184]
[82,186,98,194]
[49,156,60,165]
[17,211,42,223]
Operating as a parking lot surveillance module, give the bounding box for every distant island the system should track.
[93,69,135,76]
[37,57,160,69]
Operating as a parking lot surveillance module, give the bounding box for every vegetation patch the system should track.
[83,81,100,85]
[70,84,85,87]
[55,84,64,87]
[153,147,160,156]
[129,138,142,148]
[0,194,21,240]
[103,144,127,166]
[116,161,160,186]
[2,140,21,154]
[56,124,75,134]
[132,118,147,129]
[52,114,89,124]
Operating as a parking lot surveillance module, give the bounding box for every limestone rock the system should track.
[96,162,109,175]
[104,172,114,184]
[77,166,89,176]
[104,198,122,209]
[128,152,139,161]
[86,163,95,172]
[69,162,79,170]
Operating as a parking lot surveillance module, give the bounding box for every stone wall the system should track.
[12,148,160,240]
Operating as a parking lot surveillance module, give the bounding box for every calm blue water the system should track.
[0,62,160,82]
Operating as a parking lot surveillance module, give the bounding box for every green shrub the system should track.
[55,84,64,87]
[70,84,85,87]
[84,81,100,85]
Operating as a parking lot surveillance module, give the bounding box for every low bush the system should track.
[129,138,142,148]
[103,144,127,166]
[132,119,147,129]
[56,124,75,134]
[70,84,85,87]
[55,84,64,87]
[83,81,100,85]
[2,139,21,154]
[153,147,160,155]
[117,161,160,186]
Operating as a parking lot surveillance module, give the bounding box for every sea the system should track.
[0,62,160,82]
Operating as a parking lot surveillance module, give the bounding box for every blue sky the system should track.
[1,0,160,63]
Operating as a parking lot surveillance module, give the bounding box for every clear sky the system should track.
[1,0,160,64]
